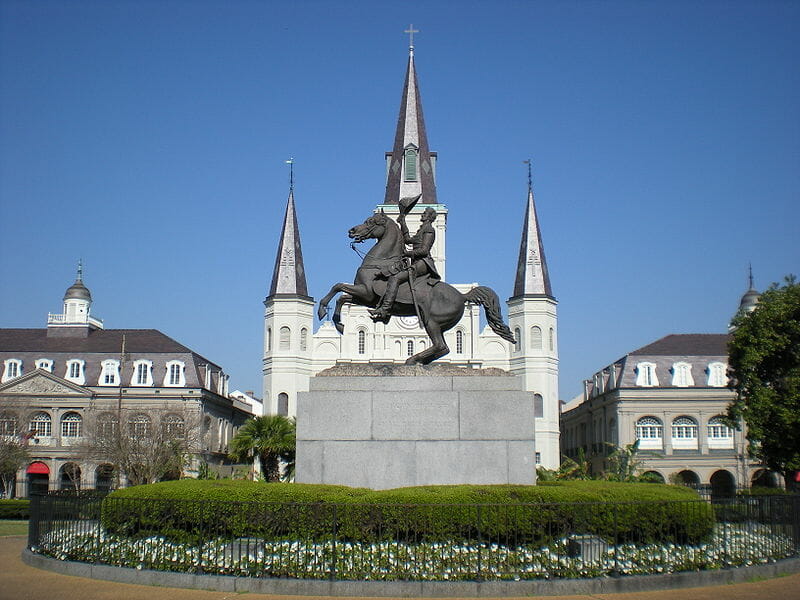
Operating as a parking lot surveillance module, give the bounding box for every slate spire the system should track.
[512,163,553,299]
[383,42,437,205]
[268,177,309,299]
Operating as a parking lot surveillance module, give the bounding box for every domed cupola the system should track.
[47,261,103,334]
[737,265,760,315]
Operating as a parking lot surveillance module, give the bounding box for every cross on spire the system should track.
[405,24,419,53]
[285,158,294,191]
[523,159,533,192]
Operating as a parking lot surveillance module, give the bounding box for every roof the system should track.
[268,189,310,299]
[629,334,730,356]
[511,186,554,299]
[0,328,219,367]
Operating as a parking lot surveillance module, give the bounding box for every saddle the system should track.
[372,274,436,306]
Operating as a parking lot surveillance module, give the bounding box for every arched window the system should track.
[530,326,542,350]
[635,362,659,387]
[99,359,120,386]
[279,326,291,351]
[707,362,727,387]
[128,414,151,439]
[404,147,418,181]
[514,328,521,352]
[407,340,414,357]
[267,327,272,352]
[0,411,18,436]
[358,330,366,355]
[61,412,82,438]
[549,328,555,351]
[65,359,85,385]
[164,360,185,387]
[635,416,663,449]
[300,328,308,352]
[60,463,81,491]
[278,392,289,416]
[671,416,698,449]
[97,413,119,440]
[131,360,153,386]
[162,414,185,438]
[2,359,22,383]
[29,412,52,438]
[671,362,694,387]
[533,393,544,418]
[707,416,733,448]
[455,330,464,354]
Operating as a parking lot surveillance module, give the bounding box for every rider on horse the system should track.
[369,194,441,322]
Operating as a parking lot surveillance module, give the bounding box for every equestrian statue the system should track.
[318,195,516,365]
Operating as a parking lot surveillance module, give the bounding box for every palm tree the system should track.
[228,415,295,482]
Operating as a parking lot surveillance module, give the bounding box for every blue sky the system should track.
[1,1,797,401]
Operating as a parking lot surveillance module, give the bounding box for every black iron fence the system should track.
[27,493,800,581]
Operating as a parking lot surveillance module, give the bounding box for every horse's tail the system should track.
[464,286,516,345]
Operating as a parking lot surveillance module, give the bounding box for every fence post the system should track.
[27,494,41,549]
[330,504,338,581]
[612,502,619,576]
[792,494,800,553]
[476,504,482,581]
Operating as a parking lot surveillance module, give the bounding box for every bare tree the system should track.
[82,405,203,486]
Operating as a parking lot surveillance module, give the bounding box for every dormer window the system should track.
[671,362,694,387]
[99,360,120,386]
[404,147,418,181]
[35,359,53,373]
[131,359,153,387]
[65,359,86,385]
[707,362,727,387]
[635,362,659,387]
[164,360,185,387]
[2,359,22,383]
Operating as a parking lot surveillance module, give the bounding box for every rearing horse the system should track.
[318,211,516,365]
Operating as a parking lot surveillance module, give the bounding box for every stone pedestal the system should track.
[295,364,536,489]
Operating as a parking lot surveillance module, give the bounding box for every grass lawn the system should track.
[0,520,28,537]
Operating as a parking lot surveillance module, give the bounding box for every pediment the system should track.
[0,370,90,396]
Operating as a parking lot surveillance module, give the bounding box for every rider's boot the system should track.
[369,277,399,322]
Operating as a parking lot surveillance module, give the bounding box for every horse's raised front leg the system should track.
[318,283,373,321]
[406,320,450,365]
[332,294,352,334]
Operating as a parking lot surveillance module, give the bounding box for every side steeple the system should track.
[267,164,309,300]
[383,33,437,205]
[512,162,553,299]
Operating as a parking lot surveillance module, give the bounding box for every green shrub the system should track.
[738,486,789,496]
[0,499,30,519]
[101,479,713,547]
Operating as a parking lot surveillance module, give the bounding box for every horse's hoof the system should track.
[335,322,345,334]
[317,305,328,320]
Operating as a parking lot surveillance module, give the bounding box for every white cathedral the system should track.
[262,44,561,470]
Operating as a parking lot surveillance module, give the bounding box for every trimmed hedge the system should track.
[0,499,30,519]
[101,480,713,547]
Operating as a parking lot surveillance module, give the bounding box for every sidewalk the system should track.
[2,535,799,600]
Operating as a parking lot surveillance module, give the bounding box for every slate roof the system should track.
[512,186,554,299]
[268,189,310,299]
[630,334,730,357]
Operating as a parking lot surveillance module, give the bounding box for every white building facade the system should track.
[263,45,561,469]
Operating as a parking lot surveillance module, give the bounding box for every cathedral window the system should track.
[707,362,727,387]
[549,328,555,351]
[267,328,272,352]
[407,340,414,356]
[300,328,308,352]
[514,328,521,352]
[635,362,659,387]
[164,361,185,387]
[131,360,153,386]
[99,360,120,386]
[278,392,289,416]
[65,359,86,385]
[530,326,542,350]
[455,330,463,354]
[671,362,694,387]
[35,359,53,372]
[29,412,52,438]
[534,393,544,418]
[279,326,291,351]
[2,359,22,383]
[404,148,418,181]
[61,412,82,438]
[357,330,366,355]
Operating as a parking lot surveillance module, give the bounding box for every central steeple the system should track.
[383,35,437,205]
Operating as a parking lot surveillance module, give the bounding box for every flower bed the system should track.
[33,521,794,581]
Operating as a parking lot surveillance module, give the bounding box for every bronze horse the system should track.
[318,210,516,365]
